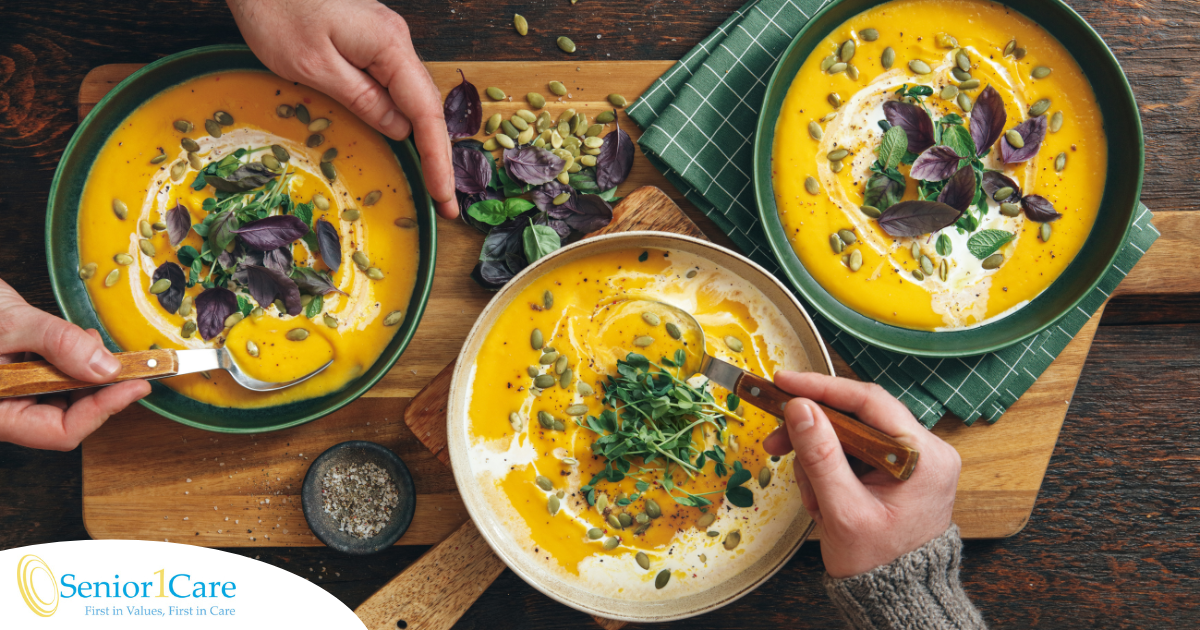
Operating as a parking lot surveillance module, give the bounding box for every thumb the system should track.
[785,399,872,512]
[2,306,120,383]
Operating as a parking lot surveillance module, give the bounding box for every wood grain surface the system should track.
[0,1,1197,627]
[0,348,177,398]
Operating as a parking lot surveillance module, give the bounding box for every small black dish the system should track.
[301,440,416,555]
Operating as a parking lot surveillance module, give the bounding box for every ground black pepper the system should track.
[321,462,399,538]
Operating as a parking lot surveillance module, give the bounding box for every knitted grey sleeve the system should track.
[823,524,986,630]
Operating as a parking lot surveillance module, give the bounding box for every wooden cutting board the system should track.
[79,61,1194,548]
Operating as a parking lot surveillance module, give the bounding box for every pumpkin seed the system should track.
[536,411,555,429]
[828,62,848,74]
[499,120,518,139]
[608,94,628,108]
[921,255,934,276]
[633,336,654,347]
[994,186,1015,202]
[937,84,958,101]
[548,495,560,515]
[181,320,197,338]
[957,93,973,112]
[806,121,825,142]
[1004,39,1017,57]
[259,154,280,171]
[305,117,330,133]
[178,295,194,317]
[909,59,932,75]
[936,33,958,48]
[242,340,259,358]
[356,191,381,209]
[79,262,98,280]
[534,374,556,389]
[320,147,338,163]
[147,278,172,294]
[366,267,384,280]
[496,134,516,149]
[224,312,244,329]
[103,268,120,287]
[482,86,505,102]
[848,249,863,272]
[276,104,294,118]
[513,13,528,36]
[582,136,603,149]
[696,512,717,529]
[213,110,234,126]
[294,103,310,124]
[686,269,699,279]
[635,551,650,570]
[1055,152,1067,172]
[830,159,845,173]
[586,527,604,540]
[912,242,922,260]
[509,116,529,133]
[383,310,405,326]
[605,513,623,530]
[836,40,854,63]
[394,217,418,230]
[939,259,949,281]
[540,289,553,310]
[305,194,327,213]
[838,229,857,245]
[535,475,554,491]
[881,47,896,69]
[274,299,286,312]
[821,55,837,72]
[724,530,741,550]
[203,119,221,138]
[173,119,193,133]
[1028,99,1051,117]
[827,148,850,162]
[913,269,925,281]
[565,404,589,416]
[557,36,576,53]
[578,381,595,396]
[135,239,154,257]
[958,78,981,91]
[603,537,619,550]
[557,171,570,185]
[1040,222,1053,242]
[180,137,201,153]
[150,151,167,165]
[506,411,524,432]
[320,161,337,181]
[306,133,324,148]
[1046,110,1065,133]
[321,313,338,328]
[352,251,370,270]
[981,253,1004,270]
[555,354,568,374]
[480,113,502,136]
[185,151,202,170]
[596,494,609,512]
[596,110,616,124]
[574,154,594,168]
[805,176,820,195]
[136,219,152,239]
[827,93,843,109]
[640,312,661,327]
[547,82,569,99]
[860,28,879,41]
[618,513,632,528]
[758,466,772,488]
[1032,66,1052,79]
[653,569,671,589]
[998,202,1020,217]
[724,336,744,353]
[860,205,882,218]
[1005,129,1025,149]
[167,159,186,181]
[540,351,559,365]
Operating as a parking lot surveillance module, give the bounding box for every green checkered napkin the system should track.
[626,0,1159,427]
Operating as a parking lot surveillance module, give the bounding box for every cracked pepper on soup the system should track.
[772,0,1106,330]
[77,71,420,408]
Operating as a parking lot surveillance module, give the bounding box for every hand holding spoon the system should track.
[595,298,919,480]
[0,347,332,399]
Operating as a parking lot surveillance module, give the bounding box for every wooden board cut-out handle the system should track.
[0,349,177,399]
[735,372,920,480]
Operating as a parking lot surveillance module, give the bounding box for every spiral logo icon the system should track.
[16,554,58,617]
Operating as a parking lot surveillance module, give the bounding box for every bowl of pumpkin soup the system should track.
[45,46,436,432]
[447,232,831,621]
[754,0,1142,356]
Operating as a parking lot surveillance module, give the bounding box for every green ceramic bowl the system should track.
[754,0,1142,357]
[45,45,436,433]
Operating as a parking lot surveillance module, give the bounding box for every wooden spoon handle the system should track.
[735,372,920,480]
[354,521,506,630]
[0,349,177,399]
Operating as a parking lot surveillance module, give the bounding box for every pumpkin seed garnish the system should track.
[912,242,922,260]
[697,512,716,529]
[213,111,233,126]
[150,150,167,165]
[1032,66,1052,79]
[555,354,568,374]
[641,312,661,326]
[1004,39,1017,57]
[860,205,882,218]
[261,154,281,171]
[320,161,337,181]
[936,33,958,48]
[596,110,616,124]
[535,475,554,491]
[311,193,330,211]
[758,466,772,488]
[821,55,837,72]
[1055,152,1067,172]
[540,351,559,365]
[542,290,554,309]
[939,259,949,282]
[608,94,628,108]
[173,120,193,133]
[513,13,529,36]
[587,527,604,540]
[384,310,405,326]
[956,51,971,72]
[534,374,556,389]
[565,404,588,416]
[103,268,120,287]
[342,208,361,221]
[110,199,129,220]
[654,569,671,589]
[484,86,506,101]
[827,148,849,161]
[547,495,560,515]
[147,277,172,295]
[322,313,338,328]
[828,62,847,74]
[306,133,324,148]
[909,59,932,75]
[510,116,529,132]
[603,537,619,551]
[838,228,857,244]
[181,137,200,153]
[243,340,259,358]
[921,255,934,276]
[860,28,879,41]
[79,262,98,280]
[138,239,156,257]
[366,267,384,280]
[635,552,650,570]
[805,176,820,195]
[275,104,294,118]
[724,336,744,353]
[557,36,576,53]
[305,118,330,133]
[808,121,824,141]
[848,249,863,272]
[1029,98,1052,117]
[1049,111,1065,133]
[993,186,1015,202]
[225,312,244,329]
[293,103,310,124]
[957,92,973,112]
[496,134,516,149]
[827,93,843,109]
[981,253,1004,270]
[958,78,981,90]
[1005,129,1026,149]
[941,85,960,100]
[913,269,925,281]
[179,295,194,317]
[578,381,595,396]
[1040,223,1053,242]
[181,320,197,338]
[283,328,307,341]
[618,513,632,528]
[664,322,682,340]
[321,147,338,162]
[633,336,654,347]
[1000,202,1021,217]
[839,40,856,62]
[359,190,382,207]
[723,530,741,550]
[204,119,222,138]
[548,81,568,96]
[394,217,417,229]
[881,47,896,69]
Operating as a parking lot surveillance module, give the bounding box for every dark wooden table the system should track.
[1,1,1197,627]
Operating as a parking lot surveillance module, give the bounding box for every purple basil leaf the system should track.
[472,261,513,290]
[152,262,185,314]
[883,101,935,153]
[453,143,492,194]
[165,202,192,247]
[982,171,1022,203]
[217,242,261,271]
[533,181,577,215]
[878,200,964,237]
[206,163,278,193]
[863,172,905,211]
[459,189,504,233]
[263,246,293,274]
[970,86,1007,157]
[595,126,635,190]
[1001,116,1048,164]
[535,214,573,240]
[565,194,614,233]
[315,219,341,272]
[291,266,347,296]
[1021,195,1063,222]
[909,146,964,181]
[443,69,482,140]
[504,146,566,186]
[195,287,239,340]
[234,215,310,251]
[234,265,302,316]
[937,166,977,211]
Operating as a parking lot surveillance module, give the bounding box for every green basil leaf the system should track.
[879,125,909,171]
[941,125,975,167]
[305,294,324,318]
[936,233,953,257]
[725,486,754,508]
[522,224,561,263]
[502,197,536,217]
[467,199,509,226]
[177,245,201,267]
[966,229,1013,259]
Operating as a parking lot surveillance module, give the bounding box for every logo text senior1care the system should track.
[58,566,237,617]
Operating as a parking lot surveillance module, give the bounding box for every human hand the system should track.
[227,0,457,219]
[763,372,961,578]
[0,279,150,451]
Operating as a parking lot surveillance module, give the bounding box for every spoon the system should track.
[593,298,919,480]
[0,347,332,399]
